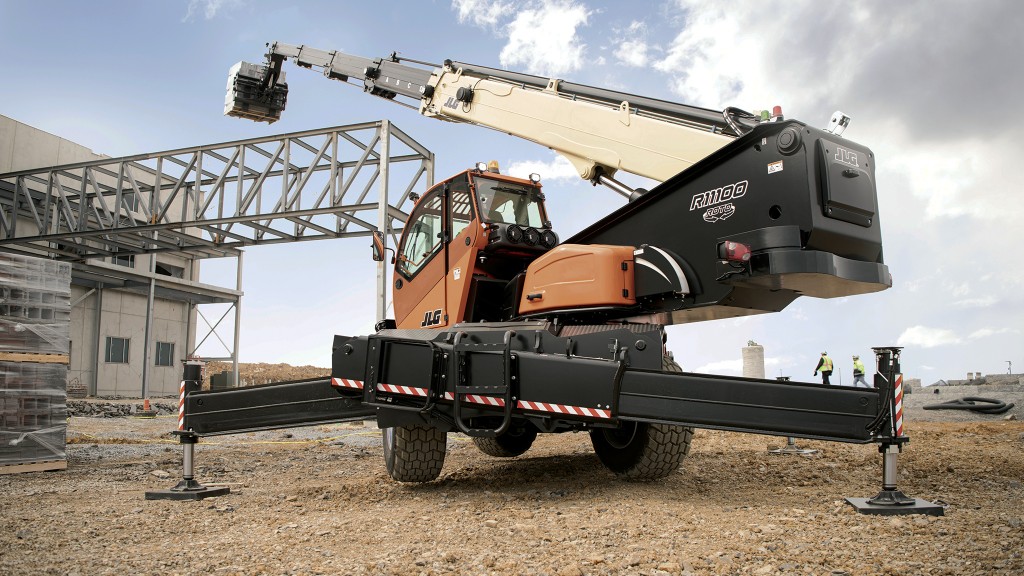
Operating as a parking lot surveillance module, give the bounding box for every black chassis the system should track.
[332,321,884,444]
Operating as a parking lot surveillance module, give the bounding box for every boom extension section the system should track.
[226,42,754,182]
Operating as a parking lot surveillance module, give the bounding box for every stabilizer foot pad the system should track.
[145,487,230,501]
[844,496,944,516]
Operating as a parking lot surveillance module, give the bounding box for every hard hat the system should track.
[853,355,859,359]
[821,351,828,355]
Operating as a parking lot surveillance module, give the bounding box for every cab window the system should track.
[449,175,475,239]
[475,177,545,228]
[397,190,444,279]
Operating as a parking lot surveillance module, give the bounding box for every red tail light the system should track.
[719,241,751,262]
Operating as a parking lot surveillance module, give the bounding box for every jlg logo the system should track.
[420,308,443,327]
[834,146,859,167]
[443,97,459,110]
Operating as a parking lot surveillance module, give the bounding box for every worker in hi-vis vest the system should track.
[852,355,869,388]
[814,352,834,385]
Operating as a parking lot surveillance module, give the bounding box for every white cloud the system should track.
[499,1,591,76]
[692,355,786,376]
[451,0,514,28]
[692,358,742,374]
[953,296,997,309]
[882,134,1024,222]
[613,21,652,67]
[969,327,1020,340]
[182,0,243,22]
[505,154,580,181]
[615,39,650,68]
[896,325,961,348]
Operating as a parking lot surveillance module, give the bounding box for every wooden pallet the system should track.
[0,352,70,364]
[0,459,67,474]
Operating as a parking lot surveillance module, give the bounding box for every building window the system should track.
[155,342,175,367]
[112,252,135,268]
[105,337,130,364]
[123,191,141,213]
[155,262,185,278]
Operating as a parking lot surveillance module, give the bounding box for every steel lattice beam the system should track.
[0,122,434,261]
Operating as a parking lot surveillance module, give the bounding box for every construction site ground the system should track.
[2,396,1023,576]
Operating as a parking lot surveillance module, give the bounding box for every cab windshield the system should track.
[475,177,545,228]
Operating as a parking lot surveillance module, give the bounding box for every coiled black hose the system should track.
[922,396,1015,415]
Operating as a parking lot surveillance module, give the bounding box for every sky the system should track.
[1,0,1022,384]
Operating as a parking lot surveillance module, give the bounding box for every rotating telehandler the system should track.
[181,42,896,484]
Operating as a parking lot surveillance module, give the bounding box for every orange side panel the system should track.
[518,244,636,315]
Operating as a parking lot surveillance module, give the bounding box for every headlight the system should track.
[540,230,558,249]
[505,224,524,244]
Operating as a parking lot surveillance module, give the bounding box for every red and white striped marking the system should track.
[518,400,611,419]
[894,373,904,437]
[330,377,365,390]
[440,391,610,419]
[177,380,186,431]
[349,380,613,420]
[377,383,430,397]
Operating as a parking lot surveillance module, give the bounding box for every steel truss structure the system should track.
[0,121,433,260]
[0,121,434,393]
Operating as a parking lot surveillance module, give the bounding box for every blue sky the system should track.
[2,0,1022,383]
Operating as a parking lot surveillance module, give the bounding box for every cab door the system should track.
[392,174,480,329]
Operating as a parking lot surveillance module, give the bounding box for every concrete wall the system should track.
[0,115,105,172]
[3,114,199,397]
[69,285,193,397]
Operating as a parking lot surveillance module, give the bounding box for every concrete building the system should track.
[1,114,233,396]
[2,115,434,398]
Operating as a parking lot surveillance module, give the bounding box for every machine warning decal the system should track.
[768,160,784,174]
[420,308,443,327]
[453,267,461,280]
[702,204,736,223]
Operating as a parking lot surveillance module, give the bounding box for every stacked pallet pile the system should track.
[0,253,70,473]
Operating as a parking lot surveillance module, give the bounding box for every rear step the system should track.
[452,330,517,437]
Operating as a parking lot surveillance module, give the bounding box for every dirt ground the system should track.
[1,403,1022,576]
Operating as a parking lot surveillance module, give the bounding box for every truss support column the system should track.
[376,120,390,323]
[141,233,158,399]
[232,251,243,386]
[91,287,103,396]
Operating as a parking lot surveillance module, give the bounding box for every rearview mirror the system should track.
[371,231,385,262]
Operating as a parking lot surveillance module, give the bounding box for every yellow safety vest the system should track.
[853,360,865,375]
[821,356,833,371]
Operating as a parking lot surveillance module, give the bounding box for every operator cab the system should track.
[390,162,558,329]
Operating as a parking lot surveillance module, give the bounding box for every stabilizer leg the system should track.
[144,360,229,501]
[145,432,229,501]
[845,347,943,516]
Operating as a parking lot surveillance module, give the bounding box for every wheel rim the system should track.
[382,427,395,463]
[601,421,639,449]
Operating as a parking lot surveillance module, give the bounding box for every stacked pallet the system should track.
[0,253,70,474]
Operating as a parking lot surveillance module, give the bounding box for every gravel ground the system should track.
[1,404,1022,575]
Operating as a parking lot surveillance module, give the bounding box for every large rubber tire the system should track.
[589,355,694,481]
[382,425,447,482]
[472,424,538,457]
